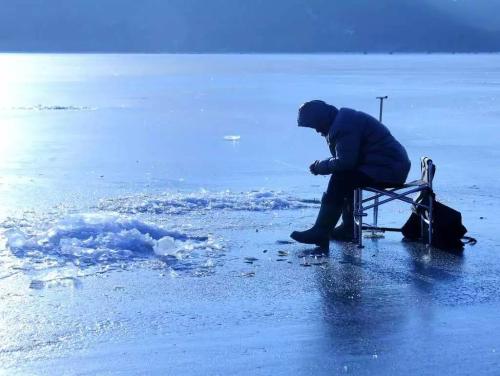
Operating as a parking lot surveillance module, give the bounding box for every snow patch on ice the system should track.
[8,105,96,111]
[98,190,318,215]
[0,189,314,276]
[3,213,221,269]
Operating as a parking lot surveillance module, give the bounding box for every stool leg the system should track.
[428,194,433,246]
[358,189,364,248]
[420,211,425,241]
[373,196,379,230]
[353,188,359,242]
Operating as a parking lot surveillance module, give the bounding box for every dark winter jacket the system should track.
[323,108,411,184]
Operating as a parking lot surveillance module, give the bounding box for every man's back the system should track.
[328,108,411,184]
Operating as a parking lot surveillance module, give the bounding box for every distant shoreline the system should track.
[1,51,500,55]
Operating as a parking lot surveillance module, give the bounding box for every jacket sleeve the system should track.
[325,122,361,173]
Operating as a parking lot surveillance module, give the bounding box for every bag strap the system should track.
[413,190,435,214]
[462,236,477,245]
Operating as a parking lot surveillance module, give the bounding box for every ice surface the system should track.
[0,54,499,374]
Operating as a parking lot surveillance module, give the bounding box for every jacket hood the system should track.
[297,100,338,135]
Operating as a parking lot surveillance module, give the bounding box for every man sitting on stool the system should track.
[290,100,411,249]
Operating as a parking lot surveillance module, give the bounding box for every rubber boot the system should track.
[290,193,342,249]
[330,196,354,241]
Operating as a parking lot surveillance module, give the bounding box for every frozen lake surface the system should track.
[1,54,500,374]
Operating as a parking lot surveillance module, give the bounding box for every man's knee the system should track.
[329,170,372,190]
[327,171,356,190]
[324,172,356,203]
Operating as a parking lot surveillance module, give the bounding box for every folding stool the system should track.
[353,157,436,248]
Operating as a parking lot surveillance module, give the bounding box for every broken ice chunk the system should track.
[223,135,240,141]
[154,236,178,256]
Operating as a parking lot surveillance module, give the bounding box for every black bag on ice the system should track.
[402,193,476,251]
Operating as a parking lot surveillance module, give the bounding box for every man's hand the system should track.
[309,159,331,175]
[309,160,320,175]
